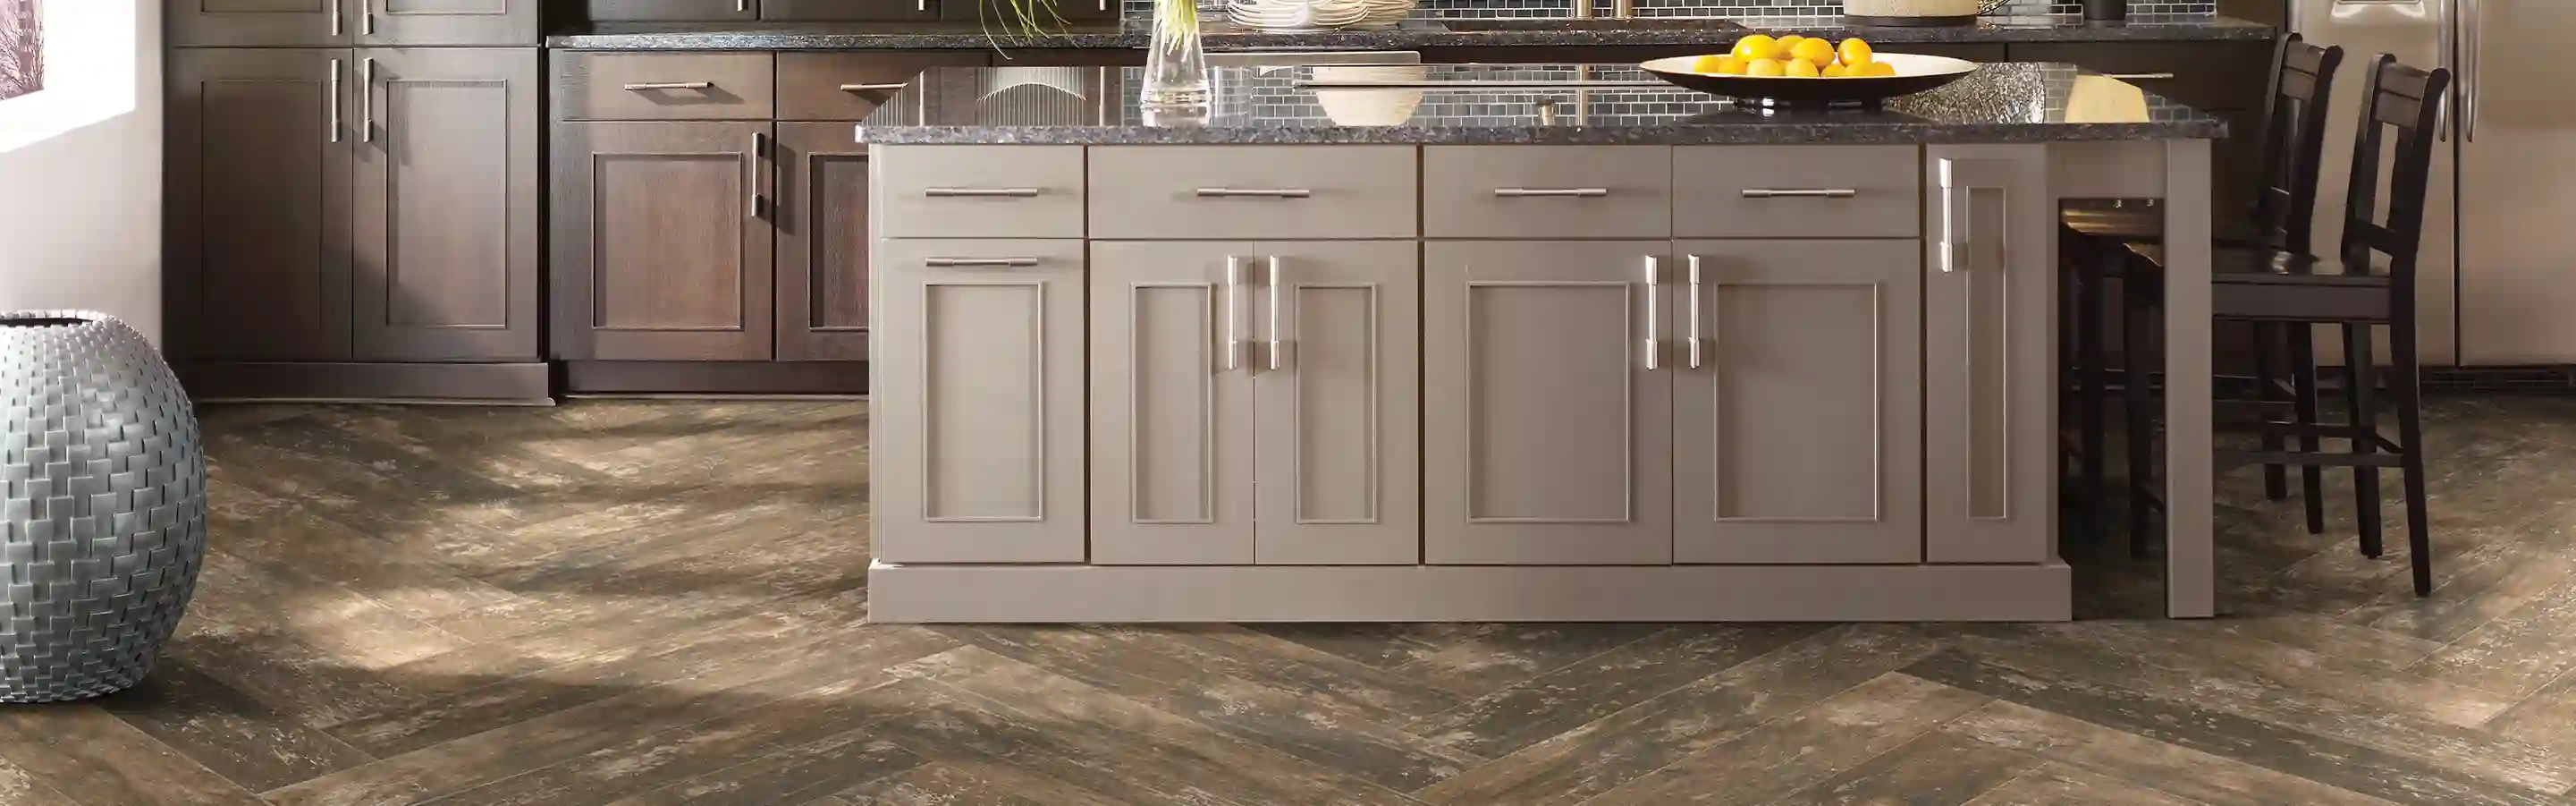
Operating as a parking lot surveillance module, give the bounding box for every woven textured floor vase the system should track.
[0,310,205,701]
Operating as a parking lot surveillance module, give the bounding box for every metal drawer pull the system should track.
[1493,188,1609,198]
[359,58,375,143]
[361,0,375,35]
[1740,188,1858,199]
[924,187,1040,198]
[1685,254,1703,370]
[623,81,714,91]
[2103,72,2177,80]
[840,82,911,92]
[1195,188,1312,199]
[1643,255,1661,372]
[327,59,342,143]
[1937,157,1963,274]
[1225,257,1246,371]
[329,0,340,36]
[1267,256,1285,370]
[925,257,1040,267]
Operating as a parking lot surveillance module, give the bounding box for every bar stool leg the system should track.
[2125,270,2158,558]
[2252,321,2289,500]
[2289,325,2327,535]
[2392,318,2433,596]
[2344,324,2384,559]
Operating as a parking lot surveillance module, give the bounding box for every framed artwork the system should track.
[0,0,38,102]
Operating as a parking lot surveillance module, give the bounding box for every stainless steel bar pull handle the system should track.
[1225,257,1246,371]
[361,0,375,35]
[623,81,714,91]
[924,187,1040,198]
[359,57,375,143]
[925,257,1041,267]
[1740,188,1858,199]
[737,0,750,10]
[1492,188,1609,198]
[2102,72,2176,80]
[328,59,342,143]
[748,132,766,221]
[329,0,341,36]
[1267,256,1285,370]
[1685,254,1703,370]
[840,82,911,92]
[1195,188,1313,199]
[1938,158,1963,274]
[1643,256,1661,371]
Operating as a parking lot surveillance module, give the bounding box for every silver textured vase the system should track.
[0,310,205,702]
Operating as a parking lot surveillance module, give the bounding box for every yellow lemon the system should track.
[1745,58,1786,78]
[1861,61,1898,78]
[1821,63,1849,78]
[1690,54,1731,73]
[1785,59,1822,78]
[1715,55,1747,75]
[1776,35,1805,54]
[1731,35,1778,63]
[1837,38,1875,69]
[1789,38,1838,69]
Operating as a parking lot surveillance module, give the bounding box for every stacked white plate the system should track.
[1356,0,1415,27]
[1229,0,1369,30]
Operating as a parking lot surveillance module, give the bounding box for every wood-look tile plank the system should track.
[0,706,268,806]
[863,683,1255,806]
[93,658,376,792]
[599,734,922,806]
[894,646,1419,806]
[2215,613,2448,672]
[166,624,443,731]
[1118,624,1468,725]
[1767,729,2043,806]
[1578,673,1992,806]
[0,753,87,806]
[1406,624,1821,758]
[938,624,1482,792]
[833,757,1140,806]
[1907,649,2563,806]
[1415,624,1950,806]
[1997,621,2518,727]
[1244,624,1484,669]
[1944,700,2398,806]
[2413,573,2576,701]
[1959,762,2209,806]
[203,478,528,624]
[1386,623,1668,697]
[186,549,474,671]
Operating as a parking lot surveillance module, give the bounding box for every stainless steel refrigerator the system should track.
[2294,0,2576,366]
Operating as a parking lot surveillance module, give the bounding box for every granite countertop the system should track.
[545,14,2273,50]
[856,62,2225,145]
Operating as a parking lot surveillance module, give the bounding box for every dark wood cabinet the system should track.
[166,48,357,361]
[169,0,350,47]
[773,123,871,361]
[764,0,941,21]
[354,48,543,361]
[551,121,778,361]
[360,0,542,47]
[585,0,758,21]
[171,0,537,47]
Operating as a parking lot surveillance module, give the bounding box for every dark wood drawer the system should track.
[764,0,942,20]
[587,0,757,21]
[554,52,776,121]
[938,0,1119,21]
[2007,43,2272,112]
[778,52,984,121]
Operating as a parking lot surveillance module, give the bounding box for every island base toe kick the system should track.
[866,562,2073,623]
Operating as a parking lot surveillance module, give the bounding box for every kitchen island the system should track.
[862,63,2221,623]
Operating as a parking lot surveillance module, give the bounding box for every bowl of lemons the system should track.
[1639,34,1980,108]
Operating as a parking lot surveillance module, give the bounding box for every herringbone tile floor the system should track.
[9,396,2576,805]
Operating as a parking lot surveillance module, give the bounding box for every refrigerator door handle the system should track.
[2462,0,2480,142]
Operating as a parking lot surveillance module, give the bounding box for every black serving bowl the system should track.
[1638,53,1981,108]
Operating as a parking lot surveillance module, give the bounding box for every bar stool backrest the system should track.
[2339,55,2453,301]
[2253,34,2344,255]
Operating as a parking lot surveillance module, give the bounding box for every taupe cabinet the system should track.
[167,47,542,364]
[169,0,541,47]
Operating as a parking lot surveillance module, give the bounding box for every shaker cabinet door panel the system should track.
[354,48,541,361]
[166,48,357,361]
[1252,242,1422,565]
[1924,146,2056,564]
[775,123,872,361]
[1089,242,1258,565]
[764,0,940,21]
[550,121,775,361]
[1424,241,1674,565]
[874,238,1089,564]
[1671,240,1922,564]
[359,0,540,47]
[585,0,758,21]
[170,0,351,47]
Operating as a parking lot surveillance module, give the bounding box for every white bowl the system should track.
[1310,64,1426,125]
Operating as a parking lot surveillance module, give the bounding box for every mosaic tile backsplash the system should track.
[1124,0,2215,21]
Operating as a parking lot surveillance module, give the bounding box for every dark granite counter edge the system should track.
[855,121,2227,145]
[547,16,2275,49]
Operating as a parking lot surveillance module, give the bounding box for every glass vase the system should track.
[1141,0,1209,107]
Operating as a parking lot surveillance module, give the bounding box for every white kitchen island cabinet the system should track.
[862,63,2226,622]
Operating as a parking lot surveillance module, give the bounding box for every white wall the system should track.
[0,1,162,343]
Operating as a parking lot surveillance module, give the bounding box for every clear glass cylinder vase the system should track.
[1141,0,1210,107]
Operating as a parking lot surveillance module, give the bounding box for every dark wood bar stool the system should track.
[2060,34,2345,556]
[2127,55,2452,595]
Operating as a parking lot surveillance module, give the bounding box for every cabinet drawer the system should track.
[876,145,1086,238]
[1674,145,1921,239]
[2008,42,2271,113]
[1425,146,1671,239]
[555,52,775,121]
[1089,146,1418,240]
[766,0,942,20]
[779,52,980,121]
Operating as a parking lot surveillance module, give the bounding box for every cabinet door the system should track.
[1089,242,1257,565]
[550,121,775,361]
[170,0,351,47]
[1672,241,1921,564]
[1925,146,2055,564]
[874,239,1089,564]
[937,0,1119,22]
[774,123,870,361]
[166,48,356,361]
[354,48,540,361]
[1424,241,1674,565]
[585,0,758,21]
[359,0,539,47]
[765,0,939,21]
[1254,242,1421,565]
